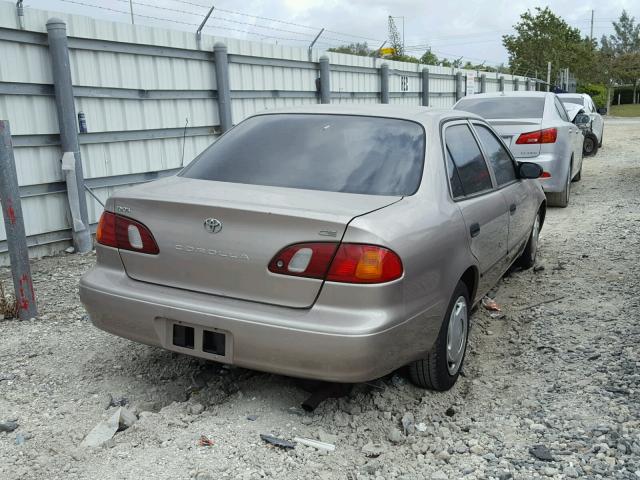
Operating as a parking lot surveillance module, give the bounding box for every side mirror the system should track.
[597,107,607,115]
[518,162,543,179]
[574,113,591,127]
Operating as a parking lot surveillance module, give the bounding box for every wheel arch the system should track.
[460,266,479,305]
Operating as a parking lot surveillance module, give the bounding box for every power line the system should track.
[56,0,337,45]
[164,0,385,44]
[111,0,362,45]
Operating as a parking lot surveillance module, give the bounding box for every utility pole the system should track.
[546,61,551,92]
[590,10,594,41]
[129,0,134,24]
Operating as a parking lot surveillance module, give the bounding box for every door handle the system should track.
[509,203,517,214]
[469,223,480,237]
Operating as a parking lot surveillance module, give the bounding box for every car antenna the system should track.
[180,117,189,168]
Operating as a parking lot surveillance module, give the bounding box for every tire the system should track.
[573,166,582,182]
[583,133,598,157]
[546,164,571,208]
[409,281,470,391]
[516,210,541,269]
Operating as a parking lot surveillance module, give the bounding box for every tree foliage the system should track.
[327,42,373,57]
[601,10,640,55]
[502,7,595,82]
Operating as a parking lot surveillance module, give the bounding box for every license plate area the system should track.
[162,319,232,362]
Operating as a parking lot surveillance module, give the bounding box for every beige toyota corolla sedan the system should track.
[80,105,546,391]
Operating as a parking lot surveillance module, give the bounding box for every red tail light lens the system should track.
[96,211,159,254]
[268,242,403,284]
[540,171,552,179]
[515,128,557,144]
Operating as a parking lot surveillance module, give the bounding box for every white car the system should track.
[454,92,584,208]
[557,93,604,156]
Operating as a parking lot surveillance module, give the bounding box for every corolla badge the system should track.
[203,218,223,234]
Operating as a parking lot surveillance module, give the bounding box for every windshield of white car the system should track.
[560,96,585,106]
[454,97,545,119]
[181,114,426,196]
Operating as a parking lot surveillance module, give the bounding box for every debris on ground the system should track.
[197,435,214,447]
[259,434,296,449]
[529,444,554,461]
[482,296,501,311]
[0,373,16,382]
[0,420,18,433]
[246,415,258,421]
[80,407,138,448]
[293,437,336,451]
[362,442,385,458]
[401,412,415,435]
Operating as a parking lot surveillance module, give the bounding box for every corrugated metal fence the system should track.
[0,2,537,263]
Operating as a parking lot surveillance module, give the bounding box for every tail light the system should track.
[268,242,403,284]
[540,171,552,179]
[96,211,159,254]
[515,128,557,144]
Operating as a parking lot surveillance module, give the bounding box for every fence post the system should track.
[480,74,486,93]
[213,42,232,133]
[525,78,531,91]
[0,121,38,320]
[46,18,92,254]
[421,68,429,106]
[380,63,389,104]
[455,72,462,101]
[514,78,519,91]
[319,55,331,104]
[499,76,505,92]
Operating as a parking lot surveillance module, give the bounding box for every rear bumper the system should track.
[517,152,568,193]
[79,264,442,383]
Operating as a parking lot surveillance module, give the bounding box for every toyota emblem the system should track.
[203,218,223,234]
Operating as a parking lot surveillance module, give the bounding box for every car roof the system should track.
[248,104,485,124]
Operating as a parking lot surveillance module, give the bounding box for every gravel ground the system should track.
[1,118,639,480]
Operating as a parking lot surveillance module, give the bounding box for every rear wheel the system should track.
[409,281,470,391]
[583,133,598,157]
[516,211,541,269]
[546,164,571,208]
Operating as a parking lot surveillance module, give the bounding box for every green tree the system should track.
[600,11,640,104]
[420,49,439,65]
[502,7,596,86]
[601,10,640,55]
[327,42,372,57]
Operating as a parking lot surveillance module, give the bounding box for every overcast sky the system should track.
[24,0,640,67]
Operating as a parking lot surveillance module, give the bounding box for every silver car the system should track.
[558,93,605,156]
[80,106,545,391]
[454,92,584,208]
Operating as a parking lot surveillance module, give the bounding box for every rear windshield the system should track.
[559,96,585,106]
[454,97,546,119]
[181,114,425,196]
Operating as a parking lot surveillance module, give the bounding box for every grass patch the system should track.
[609,104,640,117]
[0,281,19,319]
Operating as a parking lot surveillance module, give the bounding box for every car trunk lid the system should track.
[487,118,543,158]
[112,176,400,308]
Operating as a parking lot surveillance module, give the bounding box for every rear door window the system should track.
[444,124,494,197]
[473,124,517,186]
[182,114,426,196]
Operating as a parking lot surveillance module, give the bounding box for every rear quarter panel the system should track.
[343,120,478,349]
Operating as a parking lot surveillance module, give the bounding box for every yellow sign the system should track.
[380,47,395,56]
